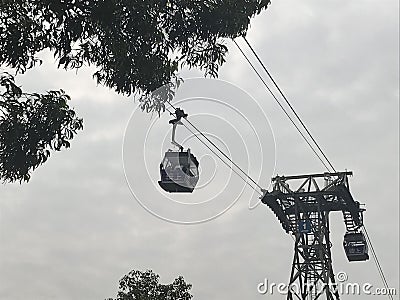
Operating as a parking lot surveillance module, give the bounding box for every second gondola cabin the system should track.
[343,232,369,262]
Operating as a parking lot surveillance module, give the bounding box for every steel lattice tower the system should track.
[261,172,365,300]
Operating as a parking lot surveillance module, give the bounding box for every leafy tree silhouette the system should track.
[0,0,271,182]
[0,73,83,182]
[106,269,193,300]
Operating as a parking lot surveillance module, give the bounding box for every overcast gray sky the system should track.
[1,0,399,299]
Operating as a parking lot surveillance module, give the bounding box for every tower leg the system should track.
[287,211,340,300]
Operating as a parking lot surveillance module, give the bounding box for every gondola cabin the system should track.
[343,232,369,262]
[158,149,199,193]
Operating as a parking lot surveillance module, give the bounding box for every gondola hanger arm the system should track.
[169,108,188,151]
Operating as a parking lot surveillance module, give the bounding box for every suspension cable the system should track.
[186,118,264,191]
[362,226,394,300]
[233,39,332,172]
[166,104,294,242]
[242,36,336,173]
[164,106,263,196]
[238,36,392,299]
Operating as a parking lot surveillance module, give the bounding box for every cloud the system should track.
[1,1,398,299]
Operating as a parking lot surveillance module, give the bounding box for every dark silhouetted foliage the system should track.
[0,0,270,109]
[0,0,270,182]
[106,269,193,300]
[0,73,83,182]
